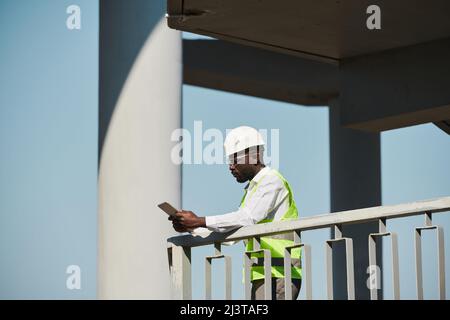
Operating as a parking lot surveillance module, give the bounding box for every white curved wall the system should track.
[98,11,182,299]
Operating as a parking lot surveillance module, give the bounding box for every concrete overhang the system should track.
[168,1,450,133]
[167,0,450,65]
[183,39,339,106]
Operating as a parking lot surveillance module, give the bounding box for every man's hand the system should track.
[169,210,206,233]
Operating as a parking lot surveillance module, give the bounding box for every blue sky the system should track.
[381,125,450,299]
[182,31,450,301]
[0,0,98,299]
[182,84,330,299]
[0,7,448,300]
[182,83,450,300]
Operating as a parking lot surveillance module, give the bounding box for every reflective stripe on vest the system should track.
[242,169,302,281]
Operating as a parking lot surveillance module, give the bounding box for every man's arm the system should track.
[172,177,285,233]
[205,179,284,232]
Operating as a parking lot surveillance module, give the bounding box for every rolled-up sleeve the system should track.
[205,177,285,232]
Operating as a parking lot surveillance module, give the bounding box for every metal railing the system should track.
[167,196,450,300]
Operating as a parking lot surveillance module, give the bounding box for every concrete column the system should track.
[98,0,182,299]
[329,100,382,300]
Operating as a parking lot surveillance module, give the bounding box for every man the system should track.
[171,126,301,300]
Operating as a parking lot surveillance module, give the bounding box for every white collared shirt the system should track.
[205,166,290,232]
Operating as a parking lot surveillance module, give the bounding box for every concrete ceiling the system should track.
[183,39,339,106]
[167,0,450,64]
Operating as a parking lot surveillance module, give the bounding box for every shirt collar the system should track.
[247,166,271,188]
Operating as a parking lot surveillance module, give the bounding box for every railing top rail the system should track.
[167,196,450,248]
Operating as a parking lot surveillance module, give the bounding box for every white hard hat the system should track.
[224,126,265,157]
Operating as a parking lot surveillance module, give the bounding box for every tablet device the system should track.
[157,202,179,217]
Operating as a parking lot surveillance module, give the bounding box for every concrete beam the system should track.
[169,1,450,63]
[183,39,339,106]
[340,38,450,132]
[329,100,382,299]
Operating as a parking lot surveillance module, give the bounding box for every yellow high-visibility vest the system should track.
[242,170,302,281]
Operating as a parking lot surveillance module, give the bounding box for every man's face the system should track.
[228,152,256,183]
